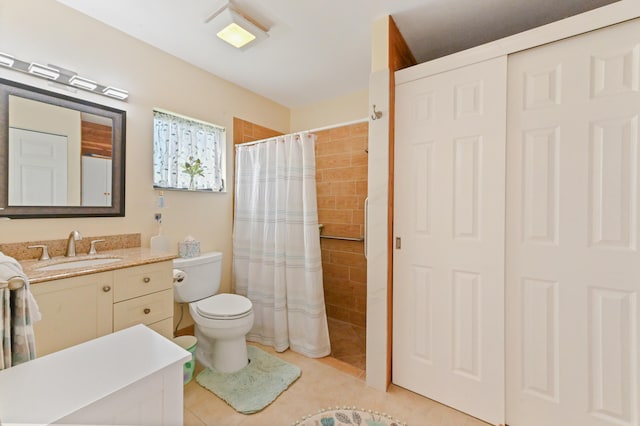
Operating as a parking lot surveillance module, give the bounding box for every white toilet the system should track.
[173,252,254,373]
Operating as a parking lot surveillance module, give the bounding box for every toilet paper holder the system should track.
[173,269,186,284]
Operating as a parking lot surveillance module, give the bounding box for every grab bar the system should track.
[319,235,364,242]
[0,277,26,290]
[364,197,369,259]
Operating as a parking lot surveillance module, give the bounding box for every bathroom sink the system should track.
[36,257,123,271]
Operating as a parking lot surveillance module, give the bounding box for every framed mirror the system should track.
[0,78,126,218]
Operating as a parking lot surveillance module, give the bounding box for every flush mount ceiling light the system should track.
[0,51,128,101]
[205,3,269,50]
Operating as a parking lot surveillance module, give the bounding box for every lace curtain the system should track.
[153,110,225,191]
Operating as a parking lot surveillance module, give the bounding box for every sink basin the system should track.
[36,257,123,271]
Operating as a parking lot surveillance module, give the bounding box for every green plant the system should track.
[182,156,205,178]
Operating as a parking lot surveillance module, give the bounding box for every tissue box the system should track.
[178,240,200,258]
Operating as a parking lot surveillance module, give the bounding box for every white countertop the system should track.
[0,325,190,425]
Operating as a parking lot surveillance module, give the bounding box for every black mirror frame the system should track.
[0,78,126,218]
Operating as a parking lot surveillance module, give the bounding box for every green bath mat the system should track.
[196,345,301,414]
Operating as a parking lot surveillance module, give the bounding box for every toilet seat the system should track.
[195,294,252,320]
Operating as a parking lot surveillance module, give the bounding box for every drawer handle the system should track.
[144,308,151,315]
[143,277,151,283]
[102,286,111,292]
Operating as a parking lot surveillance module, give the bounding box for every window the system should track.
[153,109,226,192]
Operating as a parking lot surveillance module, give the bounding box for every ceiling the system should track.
[56,0,618,108]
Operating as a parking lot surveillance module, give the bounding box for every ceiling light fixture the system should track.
[28,62,60,80]
[205,3,269,50]
[0,51,129,101]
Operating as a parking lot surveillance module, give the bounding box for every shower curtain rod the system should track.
[235,117,369,148]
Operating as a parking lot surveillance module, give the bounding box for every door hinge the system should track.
[395,237,401,249]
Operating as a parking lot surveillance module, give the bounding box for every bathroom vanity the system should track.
[0,324,190,425]
[21,247,176,356]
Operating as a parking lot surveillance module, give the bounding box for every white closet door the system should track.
[393,56,507,425]
[506,18,640,426]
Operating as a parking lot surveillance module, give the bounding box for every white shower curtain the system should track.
[233,133,331,358]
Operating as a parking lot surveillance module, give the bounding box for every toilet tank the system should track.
[173,252,223,303]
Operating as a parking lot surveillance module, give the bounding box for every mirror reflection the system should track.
[8,95,114,207]
[0,78,126,218]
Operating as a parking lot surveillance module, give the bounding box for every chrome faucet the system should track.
[65,230,83,257]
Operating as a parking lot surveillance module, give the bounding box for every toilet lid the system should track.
[195,294,253,320]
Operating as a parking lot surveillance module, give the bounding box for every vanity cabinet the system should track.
[31,271,113,357]
[31,260,174,357]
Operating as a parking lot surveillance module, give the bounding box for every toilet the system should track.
[173,252,254,373]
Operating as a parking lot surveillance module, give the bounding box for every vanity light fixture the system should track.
[0,51,129,101]
[205,3,269,50]
[28,62,60,80]
[102,86,129,100]
[0,52,15,67]
[69,75,98,91]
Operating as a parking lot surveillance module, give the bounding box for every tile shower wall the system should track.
[233,117,283,145]
[315,123,368,328]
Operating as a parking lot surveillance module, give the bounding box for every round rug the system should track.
[294,406,406,426]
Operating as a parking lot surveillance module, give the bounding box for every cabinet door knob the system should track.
[143,277,151,283]
[102,286,111,292]
[144,308,151,315]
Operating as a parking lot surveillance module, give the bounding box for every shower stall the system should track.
[233,117,369,372]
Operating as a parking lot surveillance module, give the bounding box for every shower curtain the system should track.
[233,133,331,358]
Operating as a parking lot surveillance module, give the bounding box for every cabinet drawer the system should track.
[113,261,172,302]
[147,318,174,339]
[113,289,173,331]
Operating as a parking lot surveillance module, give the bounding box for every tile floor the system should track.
[183,342,488,425]
[327,317,366,372]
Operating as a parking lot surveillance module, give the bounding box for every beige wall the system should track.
[290,89,368,132]
[0,0,290,294]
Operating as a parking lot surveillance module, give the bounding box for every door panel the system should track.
[506,18,640,426]
[8,128,67,206]
[393,56,507,425]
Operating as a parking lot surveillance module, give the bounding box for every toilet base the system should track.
[194,326,249,373]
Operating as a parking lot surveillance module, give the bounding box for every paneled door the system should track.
[8,128,67,206]
[393,56,507,425]
[506,18,640,426]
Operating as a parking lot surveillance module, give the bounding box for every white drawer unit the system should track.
[0,325,190,426]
